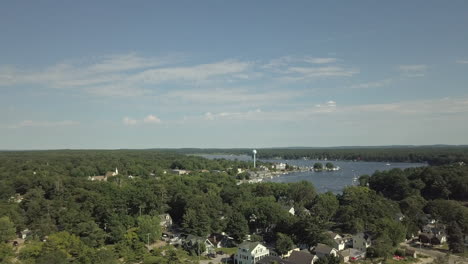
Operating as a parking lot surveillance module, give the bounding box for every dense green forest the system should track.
[0,150,467,263]
[361,164,468,254]
[169,146,468,165]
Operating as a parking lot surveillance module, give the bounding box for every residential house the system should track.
[88,175,107,181]
[282,205,295,216]
[279,248,300,258]
[419,214,437,225]
[234,241,270,264]
[9,194,23,203]
[183,235,215,255]
[89,168,119,181]
[20,229,31,240]
[421,223,447,244]
[352,232,372,252]
[159,213,173,229]
[394,213,405,222]
[274,163,287,170]
[208,233,234,248]
[313,243,338,258]
[325,231,346,251]
[287,250,319,264]
[339,248,365,263]
[257,256,294,264]
[419,233,446,245]
[171,169,190,175]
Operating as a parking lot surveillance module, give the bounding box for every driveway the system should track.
[199,254,231,264]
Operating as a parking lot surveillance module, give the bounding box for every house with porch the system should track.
[234,241,270,264]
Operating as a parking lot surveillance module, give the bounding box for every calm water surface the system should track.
[199,154,427,193]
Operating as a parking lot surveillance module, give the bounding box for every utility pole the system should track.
[147,233,150,248]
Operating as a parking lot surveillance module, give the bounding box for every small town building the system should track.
[158,213,173,229]
[257,256,294,264]
[171,169,190,175]
[183,234,215,255]
[313,243,338,258]
[275,163,287,170]
[208,233,234,248]
[287,250,319,264]
[282,205,295,216]
[352,232,372,252]
[325,231,346,251]
[234,241,270,264]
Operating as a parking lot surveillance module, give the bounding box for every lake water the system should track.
[198,154,427,193]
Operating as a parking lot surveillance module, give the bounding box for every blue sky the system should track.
[1,1,468,149]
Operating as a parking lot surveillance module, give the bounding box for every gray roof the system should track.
[258,256,295,264]
[314,243,335,255]
[288,251,317,264]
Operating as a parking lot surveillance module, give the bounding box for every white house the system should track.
[275,163,287,170]
[159,213,173,229]
[352,232,372,252]
[326,231,346,251]
[234,241,270,264]
[184,235,215,255]
[171,169,189,175]
[282,205,295,216]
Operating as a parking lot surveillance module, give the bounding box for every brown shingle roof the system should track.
[288,251,316,264]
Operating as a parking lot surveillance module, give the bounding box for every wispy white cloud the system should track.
[303,57,338,64]
[129,60,252,84]
[456,59,468,64]
[123,115,162,126]
[349,79,393,89]
[281,66,359,82]
[143,114,161,124]
[163,88,303,105]
[8,120,79,129]
[123,117,138,126]
[262,56,338,70]
[196,97,468,123]
[398,64,427,77]
[0,53,357,99]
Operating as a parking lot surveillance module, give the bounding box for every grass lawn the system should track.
[357,257,418,264]
[217,247,238,255]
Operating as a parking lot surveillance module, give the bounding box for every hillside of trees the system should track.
[0,150,466,263]
[362,164,468,253]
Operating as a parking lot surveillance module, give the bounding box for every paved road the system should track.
[199,254,231,264]
[401,242,468,264]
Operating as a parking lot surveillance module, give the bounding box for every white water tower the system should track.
[252,149,257,168]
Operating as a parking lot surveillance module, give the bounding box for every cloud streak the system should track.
[0,53,358,99]
[398,64,427,77]
[123,115,162,126]
[8,120,79,129]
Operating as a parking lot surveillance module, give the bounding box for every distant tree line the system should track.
[167,146,468,165]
